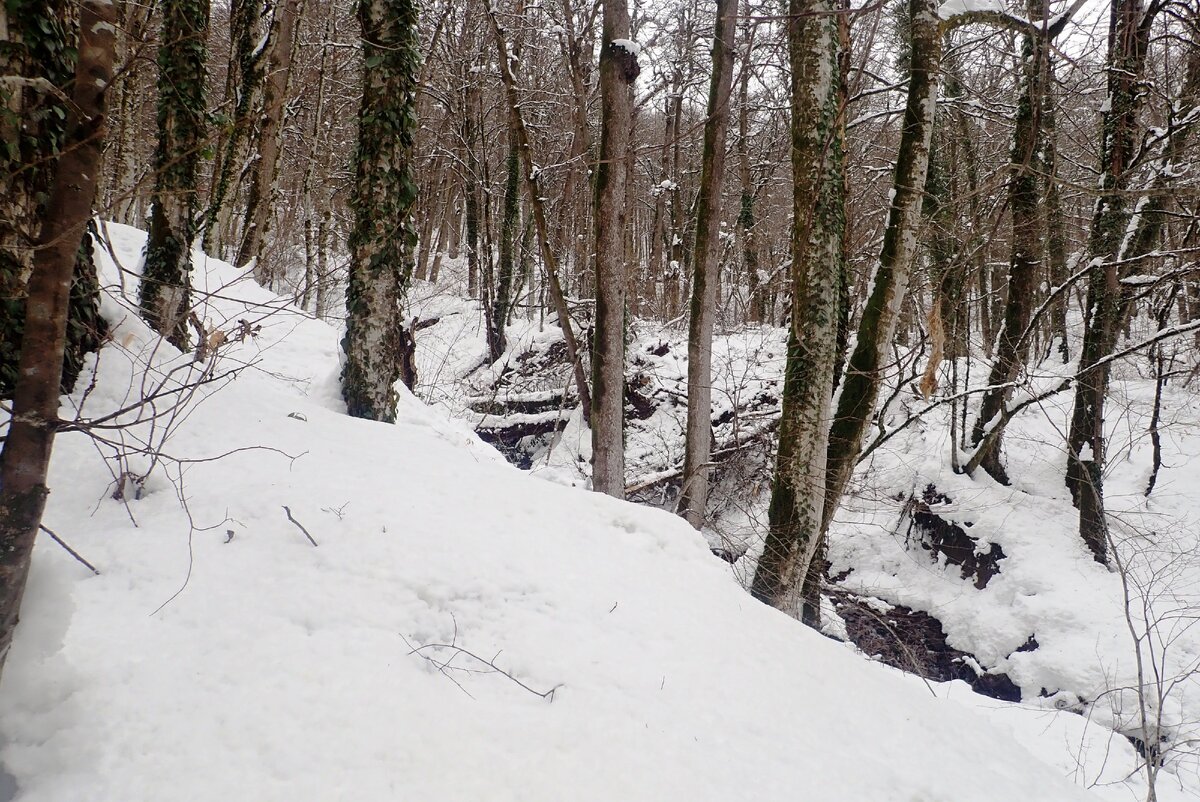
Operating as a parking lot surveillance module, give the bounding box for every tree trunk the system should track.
[1043,54,1070,363]
[1,0,104,398]
[0,0,115,682]
[238,0,302,282]
[482,0,592,416]
[750,0,846,618]
[821,0,941,532]
[1065,0,1151,563]
[489,131,520,362]
[590,0,638,498]
[141,0,211,350]
[462,74,481,300]
[969,2,1050,483]
[736,10,762,325]
[341,0,419,422]
[202,0,270,256]
[677,0,737,528]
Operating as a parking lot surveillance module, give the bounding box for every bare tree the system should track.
[0,0,116,681]
[341,0,420,421]
[677,0,737,528]
[590,0,638,498]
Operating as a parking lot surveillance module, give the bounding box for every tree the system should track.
[821,0,941,540]
[340,0,420,422]
[140,0,210,350]
[202,0,271,256]
[0,0,116,681]
[590,0,638,498]
[968,4,1073,482]
[1,0,105,398]
[749,0,845,617]
[237,0,303,282]
[482,0,592,415]
[677,0,737,528]
[1065,0,1153,563]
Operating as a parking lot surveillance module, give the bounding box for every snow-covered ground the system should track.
[0,225,1191,800]
[406,256,1200,800]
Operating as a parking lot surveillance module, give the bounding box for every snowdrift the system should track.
[0,225,1141,800]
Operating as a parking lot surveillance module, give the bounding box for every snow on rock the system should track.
[0,225,1118,801]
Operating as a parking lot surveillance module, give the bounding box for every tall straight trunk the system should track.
[821,0,940,530]
[108,0,155,226]
[314,209,331,319]
[1043,54,1070,362]
[483,0,592,415]
[677,0,737,528]
[1066,0,1151,563]
[969,3,1050,483]
[462,76,481,300]
[141,0,211,350]
[341,0,419,422]
[647,98,672,318]
[554,0,595,297]
[202,0,270,255]
[0,0,115,682]
[923,137,961,372]
[750,0,845,617]
[490,134,520,361]
[736,15,762,325]
[238,0,302,281]
[590,0,638,498]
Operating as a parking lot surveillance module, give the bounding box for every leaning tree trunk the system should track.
[483,0,592,416]
[1065,0,1151,564]
[677,0,737,529]
[341,0,419,422]
[821,0,941,530]
[0,0,115,683]
[141,0,211,350]
[590,0,638,498]
[749,0,846,619]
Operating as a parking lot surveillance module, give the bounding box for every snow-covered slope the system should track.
[0,225,1149,800]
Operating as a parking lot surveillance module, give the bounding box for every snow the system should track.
[0,225,1122,801]
[610,38,641,57]
[937,0,1004,19]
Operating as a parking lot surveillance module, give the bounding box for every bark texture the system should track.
[822,0,940,531]
[238,0,302,281]
[590,0,638,498]
[677,0,737,528]
[341,0,419,422]
[750,0,845,617]
[1065,0,1151,563]
[0,0,115,682]
[141,0,210,350]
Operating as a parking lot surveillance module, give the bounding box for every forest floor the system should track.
[409,257,1200,800]
[0,225,1194,800]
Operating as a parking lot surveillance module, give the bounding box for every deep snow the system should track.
[0,224,1183,801]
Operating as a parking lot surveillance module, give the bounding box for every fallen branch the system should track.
[402,632,560,701]
[282,505,318,547]
[39,525,100,575]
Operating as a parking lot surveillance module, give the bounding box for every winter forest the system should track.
[2,0,1200,798]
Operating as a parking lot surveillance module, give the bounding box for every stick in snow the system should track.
[282,506,318,547]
